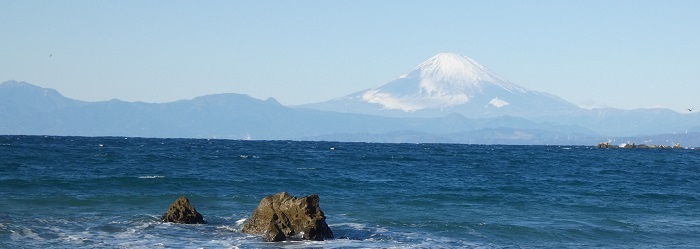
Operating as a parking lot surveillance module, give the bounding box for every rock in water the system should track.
[242,192,333,242]
[161,196,205,224]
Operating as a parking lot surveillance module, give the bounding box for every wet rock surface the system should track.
[161,196,205,224]
[242,192,333,242]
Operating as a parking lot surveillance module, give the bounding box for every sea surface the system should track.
[1,135,699,248]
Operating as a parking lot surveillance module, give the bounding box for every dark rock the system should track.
[264,221,286,242]
[161,196,205,224]
[597,142,617,148]
[242,192,333,242]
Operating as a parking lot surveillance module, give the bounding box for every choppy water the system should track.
[1,135,699,248]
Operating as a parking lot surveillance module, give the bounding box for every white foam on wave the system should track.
[10,228,45,241]
[235,218,247,226]
[329,221,488,248]
[138,175,164,179]
[332,222,369,230]
[5,215,477,248]
[9,222,476,249]
[216,225,240,233]
[296,167,318,170]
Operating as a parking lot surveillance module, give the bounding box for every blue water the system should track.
[1,136,699,248]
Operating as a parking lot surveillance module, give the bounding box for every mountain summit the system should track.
[362,53,531,111]
[303,53,579,118]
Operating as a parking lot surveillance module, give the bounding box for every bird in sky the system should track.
[49,54,52,57]
[688,108,693,112]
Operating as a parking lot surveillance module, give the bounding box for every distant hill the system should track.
[0,80,402,139]
[0,80,595,144]
[1,79,699,146]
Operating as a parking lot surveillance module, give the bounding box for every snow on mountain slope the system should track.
[361,53,530,111]
[303,53,579,118]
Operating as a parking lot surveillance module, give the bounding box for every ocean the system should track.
[1,135,699,248]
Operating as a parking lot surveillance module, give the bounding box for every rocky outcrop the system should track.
[161,196,205,224]
[242,192,333,242]
[597,142,685,149]
[597,142,617,148]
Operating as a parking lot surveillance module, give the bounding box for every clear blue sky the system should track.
[1,0,698,112]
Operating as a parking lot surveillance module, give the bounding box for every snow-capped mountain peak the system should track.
[302,53,578,118]
[405,53,503,84]
[361,53,530,111]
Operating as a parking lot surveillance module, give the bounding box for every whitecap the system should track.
[235,218,247,226]
[216,225,239,232]
[138,175,164,179]
[332,222,368,230]
[296,167,318,170]
[10,228,44,241]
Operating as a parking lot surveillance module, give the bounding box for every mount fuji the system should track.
[302,53,579,118]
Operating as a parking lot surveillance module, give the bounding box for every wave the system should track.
[137,175,164,179]
[4,213,480,249]
[235,218,247,226]
[9,228,44,241]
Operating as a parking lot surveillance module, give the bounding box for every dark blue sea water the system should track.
[1,135,699,248]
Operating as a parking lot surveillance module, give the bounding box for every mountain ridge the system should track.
[2,78,699,145]
[0,80,602,143]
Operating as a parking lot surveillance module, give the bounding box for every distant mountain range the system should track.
[2,53,699,146]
